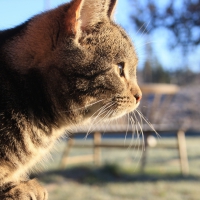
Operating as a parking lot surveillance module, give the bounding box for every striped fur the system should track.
[0,0,141,199]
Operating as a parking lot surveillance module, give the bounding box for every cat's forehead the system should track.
[98,22,138,63]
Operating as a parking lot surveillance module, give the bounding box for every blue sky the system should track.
[0,0,199,72]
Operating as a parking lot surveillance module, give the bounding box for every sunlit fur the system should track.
[0,0,142,199]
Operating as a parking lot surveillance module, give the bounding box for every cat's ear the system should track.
[108,0,118,19]
[65,0,118,36]
[79,0,111,29]
[65,0,84,36]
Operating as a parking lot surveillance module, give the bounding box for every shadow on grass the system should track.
[32,164,200,185]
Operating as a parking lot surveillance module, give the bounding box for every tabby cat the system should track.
[0,0,142,199]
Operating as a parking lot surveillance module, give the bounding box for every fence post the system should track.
[140,133,150,172]
[93,132,101,166]
[59,138,74,169]
[177,130,189,175]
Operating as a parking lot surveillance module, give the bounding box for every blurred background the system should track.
[1,0,200,200]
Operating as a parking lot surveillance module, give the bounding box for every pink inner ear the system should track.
[65,0,82,36]
[75,4,81,31]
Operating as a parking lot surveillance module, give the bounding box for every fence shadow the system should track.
[32,164,200,185]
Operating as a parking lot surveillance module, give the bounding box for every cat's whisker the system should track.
[129,115,143,168]
[135,109,160,138]
[85,109,115,139]
[90,102,115,126]
[60,98,107,113]
[135,40,158,50]
[131,113,144,168]
[91,103,116,127]
[100,108,116,133]
[124,113,130,146]
[135,21,148,36]
[99,110,114,135]
[90,102,113,120]
[82,98,112,111]
[138,20,151,39]
[134,111,145,152]
[134,111,144,148]
[94,103,117,134]
[128,116,136,149]
[84,102,115,139]
[84,104,110,139]
[132,115,141,154]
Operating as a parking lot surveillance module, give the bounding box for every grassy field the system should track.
[35,137,200,200]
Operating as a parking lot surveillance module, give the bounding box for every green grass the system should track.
[35,137,200,200]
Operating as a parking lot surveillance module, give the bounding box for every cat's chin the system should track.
[108,103,140,120]
[107,111,130,120]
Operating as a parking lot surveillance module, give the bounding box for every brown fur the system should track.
[0,0,141,199]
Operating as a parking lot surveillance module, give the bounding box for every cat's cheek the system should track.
[126,105,138,114]
[130,99,141,112]
[82,100,105,119]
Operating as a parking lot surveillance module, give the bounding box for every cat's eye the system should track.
[117,62,125,77]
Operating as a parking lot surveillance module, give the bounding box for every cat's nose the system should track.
[134,93,142,104]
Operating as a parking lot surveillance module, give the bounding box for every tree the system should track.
[142,59,171,84]
[130,0,200,54]
[140,38,171,83]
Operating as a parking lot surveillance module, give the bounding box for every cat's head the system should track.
[48,0,142,123]
[5,0,142,125]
